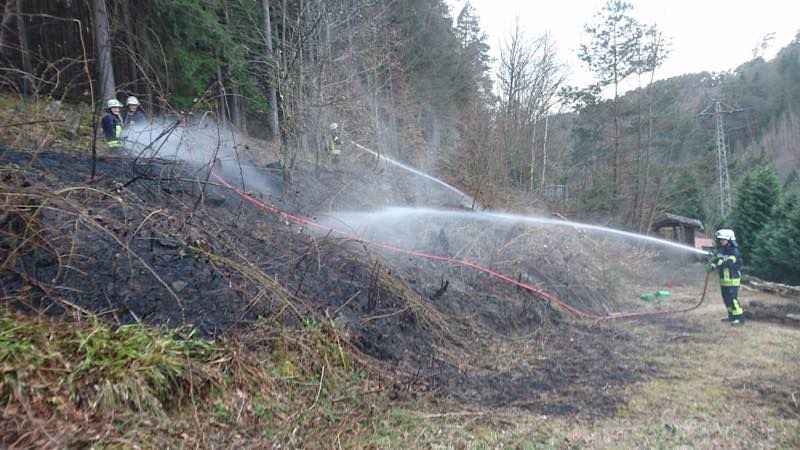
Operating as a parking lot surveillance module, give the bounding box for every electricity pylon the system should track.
[699,99,742,217]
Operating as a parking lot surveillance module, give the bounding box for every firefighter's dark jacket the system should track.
[122,109,146,126]
[710,243,742,287]
[101,113,123,147]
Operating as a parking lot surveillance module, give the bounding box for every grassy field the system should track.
[363,286,800,449]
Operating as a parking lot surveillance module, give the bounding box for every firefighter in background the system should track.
[327,122,342,163]
[101,98,124,149]
[121,96,147,126]
[707,228,745,325]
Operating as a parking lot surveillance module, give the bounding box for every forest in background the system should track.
[1,0,799,283]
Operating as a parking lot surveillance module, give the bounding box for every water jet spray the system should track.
[351,141,476,209]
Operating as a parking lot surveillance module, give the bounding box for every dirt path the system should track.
[372,284,800,449]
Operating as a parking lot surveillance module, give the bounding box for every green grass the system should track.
[0,313,223,414]
[0,308,387,448]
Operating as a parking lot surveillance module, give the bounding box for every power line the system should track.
[698,99,743,217]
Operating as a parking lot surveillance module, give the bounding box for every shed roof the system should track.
[651,213,704,230]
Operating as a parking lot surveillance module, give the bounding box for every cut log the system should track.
[742,275,800,298]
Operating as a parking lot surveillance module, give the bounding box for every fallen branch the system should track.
[306,365,325,412]
[331,290,361,317]
[742,275,800,298]
[362,305,410,324]
[419,411,488,419]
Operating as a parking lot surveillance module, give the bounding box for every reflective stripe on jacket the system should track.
[328,135,342,155]
[102,114,123,147]
[713,244,741,287]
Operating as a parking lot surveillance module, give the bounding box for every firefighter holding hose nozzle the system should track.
[327,122,342,165]
[706,228,744,325]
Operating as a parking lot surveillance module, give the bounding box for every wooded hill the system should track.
[1,0,799,283]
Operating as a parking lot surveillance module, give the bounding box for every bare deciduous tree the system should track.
[635,26,670,231]
[498,25,565,192]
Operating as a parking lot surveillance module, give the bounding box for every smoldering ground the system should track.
[0,116,714,416]
[120,116,707,319]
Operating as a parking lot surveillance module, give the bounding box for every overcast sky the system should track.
[447,0,800,91]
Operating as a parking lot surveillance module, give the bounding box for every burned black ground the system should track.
[0,148,667,417]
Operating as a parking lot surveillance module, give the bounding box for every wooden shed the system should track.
[651,213,704,248]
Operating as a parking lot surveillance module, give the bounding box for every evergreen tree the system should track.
[389,1,466,115]
[455,2,492,98]
[749,190,800,284]
[729,164,781,260]
[144,0,250,109]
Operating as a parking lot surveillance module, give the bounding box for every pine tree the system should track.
[729,164,781,260]
[455,2,492,97]
[144,0,244,108]
[750,191,800,284]
[389,1,465,116]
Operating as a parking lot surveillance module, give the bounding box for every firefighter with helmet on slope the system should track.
[101,98,124,148]
[122,96,147,126]
[327,122,342,164]
[706,228,745,325]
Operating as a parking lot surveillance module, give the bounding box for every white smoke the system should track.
[121,116,281,196]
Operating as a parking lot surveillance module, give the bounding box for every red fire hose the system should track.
[209,169,710,321]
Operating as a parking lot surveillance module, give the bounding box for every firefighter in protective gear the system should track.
[122,96,146,126]
[706,228,744,324]
[327,122,342,162]
[101,99,124,148]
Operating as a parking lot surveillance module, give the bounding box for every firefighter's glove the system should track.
[706,255,721,272]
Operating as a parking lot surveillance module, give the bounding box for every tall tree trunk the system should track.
[373,64,381,152]
[644,181,664,233]
[232,84,245,131]
[261,0,280,139]
[0,0,16,59]
[220,2,244,131]
[630,73,644,227]
[387,58,397,155]
[15,0,32,95]
[637,66,657,232]
[120,1,140,92]
[529,117,536,192]
[613,86,621,197]
[279,0,291,183]
[540,113,549,194]
[91,0,116,102]
[216,64,229,122]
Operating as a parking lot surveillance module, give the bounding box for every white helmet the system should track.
[329,122,338,131]
[106,98,123,109]
[715,229,736,241]
[126,96,140,106]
